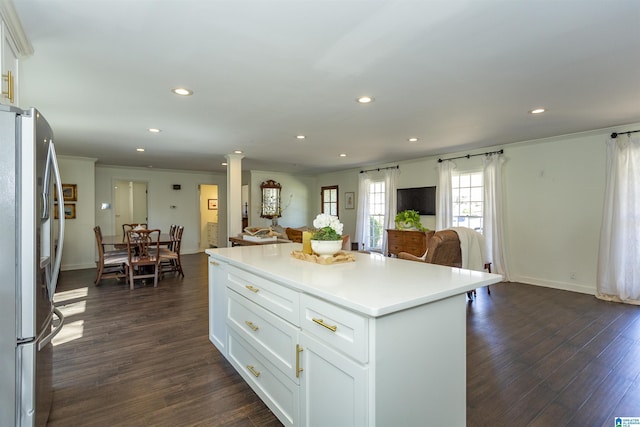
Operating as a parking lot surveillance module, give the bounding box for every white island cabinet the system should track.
[205,243,501,427]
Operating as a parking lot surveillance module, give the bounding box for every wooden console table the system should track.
[386,229,429,257]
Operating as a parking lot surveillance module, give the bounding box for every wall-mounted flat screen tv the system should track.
[397,186,436,215]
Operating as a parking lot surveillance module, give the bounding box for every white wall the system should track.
[314,122,640,295]
[61,120,640,296]
[95,165,226,255]
[248,170,317,229]
[316,170,360,240]
[58,156,96,270]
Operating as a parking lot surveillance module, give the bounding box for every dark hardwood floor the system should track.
[49,253,281,427]
[50,253,640,426]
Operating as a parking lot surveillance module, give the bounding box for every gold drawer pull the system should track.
[245,320,259,331]
[296,344,304,378]
[209,260,219,266]
[3,70,14,103]
[312,317,337,332]
[247,365,261,377]
[245,285,259,293]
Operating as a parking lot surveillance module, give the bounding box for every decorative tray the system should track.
[243,235,277,242]
[290,250,356,265]
[244,226,279,237]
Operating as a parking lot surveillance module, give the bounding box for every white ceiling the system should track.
[10,0,640,174]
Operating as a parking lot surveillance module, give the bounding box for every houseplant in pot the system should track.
[395,209,426,231]
[311,213,344,257]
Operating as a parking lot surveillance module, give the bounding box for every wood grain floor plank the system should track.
[51,255,640,426]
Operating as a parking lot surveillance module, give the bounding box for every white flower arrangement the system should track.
[311,213,343,240]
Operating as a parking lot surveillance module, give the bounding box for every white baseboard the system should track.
[61,262,96,271]
[510,274,596,295]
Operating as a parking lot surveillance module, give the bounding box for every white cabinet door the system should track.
[1,22,19,106]
[299,333,368,427]
[208,257,227,355]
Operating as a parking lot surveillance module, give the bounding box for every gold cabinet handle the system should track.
[245,320,259,331]
[296,344,304,378]
[245,285,259,293]
[2,70,14,103]
[312,317,337,332]
[209,260,219,266]
[247,365,261,377]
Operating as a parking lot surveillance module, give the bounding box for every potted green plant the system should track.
[310,213,344,257]
[395,209,426,231]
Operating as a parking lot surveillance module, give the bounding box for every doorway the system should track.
[114,180,148,236]
[199,184,219,250]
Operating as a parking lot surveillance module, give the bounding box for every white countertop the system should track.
[206,243,502,317]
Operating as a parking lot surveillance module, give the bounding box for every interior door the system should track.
[114,180,148,235]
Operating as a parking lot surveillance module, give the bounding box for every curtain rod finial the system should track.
[611,132,618,139]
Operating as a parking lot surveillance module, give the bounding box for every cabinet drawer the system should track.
[405,233,424,245]
[300,294,368,363]
[227,265,300,325]
[227,290,299,381]
[388,242,403,253]
[228,332,299,427]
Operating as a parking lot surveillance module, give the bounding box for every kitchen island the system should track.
[206,243,501,426]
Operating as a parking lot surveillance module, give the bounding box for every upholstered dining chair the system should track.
[398,228,491,297]
[160,225,184,277]
[398,229,462,267]
[125,228,161,290]
[93,226,128,285]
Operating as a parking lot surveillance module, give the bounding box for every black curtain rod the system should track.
[359,165,399,174]
[611,129,640,138]
[438,149,504,163]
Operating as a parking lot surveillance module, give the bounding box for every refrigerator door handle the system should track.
[38,307,65,351]
[48,142,65,295]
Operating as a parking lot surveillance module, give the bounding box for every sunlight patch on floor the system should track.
[54,287,88,303]
[58,300,86,317]
[53,319,84,346]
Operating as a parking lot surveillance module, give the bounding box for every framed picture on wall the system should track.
[55,183,77,202]
[345,192,355,209]
[54,203,76,219]
[208,199,218,210]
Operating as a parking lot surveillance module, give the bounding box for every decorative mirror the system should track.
[260,180,281,219]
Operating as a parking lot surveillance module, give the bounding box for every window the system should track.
[321,185,338,216]
[452,171,483,233]
[367,180,385,250]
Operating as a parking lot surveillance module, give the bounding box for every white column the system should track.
[225,153,244,247]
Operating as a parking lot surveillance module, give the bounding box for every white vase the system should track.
[310,239,342,258]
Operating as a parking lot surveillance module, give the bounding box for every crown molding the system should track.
[0,0,33,57]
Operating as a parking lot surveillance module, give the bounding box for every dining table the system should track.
[101,233,174,247]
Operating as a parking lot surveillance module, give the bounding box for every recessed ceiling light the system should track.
[234,150,243,154]
[296,135,306,140]
[171,88,193,96]
[136,148,145,152]
[339,153,347,157]
[356,96,374,104]
[529,108,546,114]
[221,162,228,166]
[408,137,419,142]
[148,128,161,133]
[147,165,153,168]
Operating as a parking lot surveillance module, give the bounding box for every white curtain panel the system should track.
[355,172,371,251]
[382,167,400,256]
[597,135,640,305]
[483,153,511,281]
[436,160,455,230]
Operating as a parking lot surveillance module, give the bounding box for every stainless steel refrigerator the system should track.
[0,105,65,426]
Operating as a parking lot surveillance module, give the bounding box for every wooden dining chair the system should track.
[93,226,128,285]
[125,228,161,290]
[160,225,184,277]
